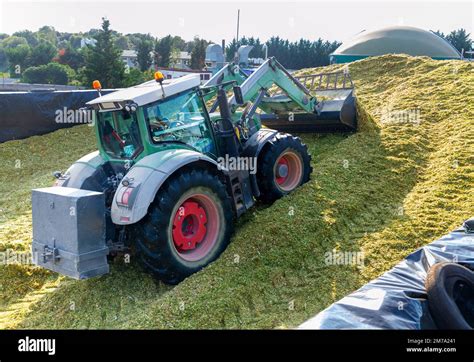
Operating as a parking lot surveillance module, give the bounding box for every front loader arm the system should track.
[229,57,317,114]
[202,63,248,102]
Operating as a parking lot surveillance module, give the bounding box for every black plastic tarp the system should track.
[299,218,474,329]
[0,89,115,143]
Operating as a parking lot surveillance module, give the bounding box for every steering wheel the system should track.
[111,130,125,149]
[150,117,170,133]
[169,120,185,128]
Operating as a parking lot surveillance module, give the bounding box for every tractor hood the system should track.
[87,74,201,109]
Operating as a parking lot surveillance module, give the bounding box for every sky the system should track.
[0,0,472,44]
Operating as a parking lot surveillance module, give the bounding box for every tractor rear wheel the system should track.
[131,168,234,284]
[257,133,312,203]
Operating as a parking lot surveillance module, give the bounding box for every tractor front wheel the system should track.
[257,133,312,203]
[131,168,233,284]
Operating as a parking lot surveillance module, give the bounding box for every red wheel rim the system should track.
[171,193,220,262]
[274,151,303,192]
[276,156,290,185]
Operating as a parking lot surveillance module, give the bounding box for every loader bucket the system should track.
[260,70,357,133]
[314,88,357,130]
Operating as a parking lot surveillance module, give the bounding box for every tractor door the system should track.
[143,89,218,159]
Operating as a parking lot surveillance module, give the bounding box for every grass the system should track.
[0,55,472,329]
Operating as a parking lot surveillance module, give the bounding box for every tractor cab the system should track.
[87,74,219,164]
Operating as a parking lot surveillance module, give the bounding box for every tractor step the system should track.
[226,170,254,217]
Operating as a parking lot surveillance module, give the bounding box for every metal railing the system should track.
[295,71,354,92]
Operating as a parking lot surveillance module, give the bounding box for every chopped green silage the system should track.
[0,54,472,329]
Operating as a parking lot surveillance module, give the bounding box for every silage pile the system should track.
[0,55,472,329]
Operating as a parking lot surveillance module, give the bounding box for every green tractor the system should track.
[32,58,354,284]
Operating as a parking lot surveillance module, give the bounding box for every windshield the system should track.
[144,90,216,156]
[97,110,144,160]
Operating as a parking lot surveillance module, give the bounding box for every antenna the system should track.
[234,9,241,63]
[236,9,240,43]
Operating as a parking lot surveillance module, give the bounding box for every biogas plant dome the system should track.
[330,26,462,63]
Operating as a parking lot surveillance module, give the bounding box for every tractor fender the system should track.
[242,128,279,158]
[111,149,220,225]
[57,151,107,191]
[242,128,279,196]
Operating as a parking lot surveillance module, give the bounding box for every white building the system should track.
[80,38,97,48]
[172,51,192,69]
[121,50,194,70]
[122,50,138,69]
[156,67,212,84]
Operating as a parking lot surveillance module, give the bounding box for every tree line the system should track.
[433,29,472,55]
[0,19,471,88]
[0,19,211,87]
[226,36,341,69]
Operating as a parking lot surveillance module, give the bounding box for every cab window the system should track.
[144,90,216,156]
[97,110,143,159]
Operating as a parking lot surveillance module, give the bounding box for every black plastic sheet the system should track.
[299,219,474,329]
[0,89,115,143]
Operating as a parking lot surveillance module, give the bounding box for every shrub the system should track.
[21,62,73,85]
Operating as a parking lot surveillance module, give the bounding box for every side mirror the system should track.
[233,86,244,105]
[52,171,62,179]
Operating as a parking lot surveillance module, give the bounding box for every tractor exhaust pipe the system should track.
[216,88,240,157]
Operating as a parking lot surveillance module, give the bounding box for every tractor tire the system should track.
[425,262,474,330]
[256,133,312,203]
[131,168,234,284]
